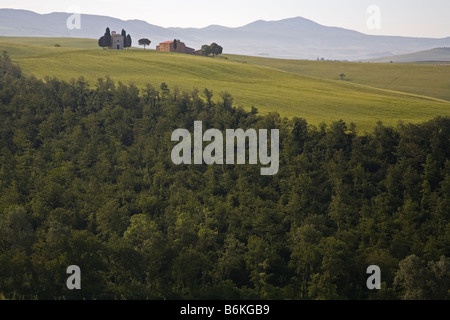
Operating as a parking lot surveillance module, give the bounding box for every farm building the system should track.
[156,40,195,54]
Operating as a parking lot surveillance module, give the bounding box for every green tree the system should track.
[123,214,163,254]
[98,36,106,49]
[201,44,212,56]
[203,88,213,107]
[0,50,21,77]
[104,27,112,47]
[160,82,170,100]
[427,256,450,299]
[210,43,223,56]
[394,255,429,300]
[96,199,130,239]
[216,234,247,285]
[172,247,208,299]
[0,206,33,251]
[289,224,322,298]
[126,34,132,49]
[138,38,151,50]
[308,237,353,299]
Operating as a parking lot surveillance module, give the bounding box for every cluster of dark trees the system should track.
[200,43,223,57]
[0,51,449,300]
[98,27,132,49]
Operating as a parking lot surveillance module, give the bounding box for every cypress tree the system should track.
[126,35,132,49]
[98,36,106,49]
[104,27,112,48]
[121,29,127,49]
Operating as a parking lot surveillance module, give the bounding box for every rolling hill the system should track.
[1,8,450,60]
[1,36,450,132]
[221,54,450,102]
[363,47,450,63]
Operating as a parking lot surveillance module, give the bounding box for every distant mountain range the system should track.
[1,8,449,60]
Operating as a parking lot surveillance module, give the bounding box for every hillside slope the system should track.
[222,54,450,102]
[1,37,450,132]
[364,47,450,63]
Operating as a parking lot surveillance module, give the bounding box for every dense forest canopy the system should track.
[0,51,449,300]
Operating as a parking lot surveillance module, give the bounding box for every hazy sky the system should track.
[2,0,450,38]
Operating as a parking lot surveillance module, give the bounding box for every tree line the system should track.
[0,51,449,300]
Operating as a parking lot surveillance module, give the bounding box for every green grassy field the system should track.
[1,36,450,132]
[222,54,450,102]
